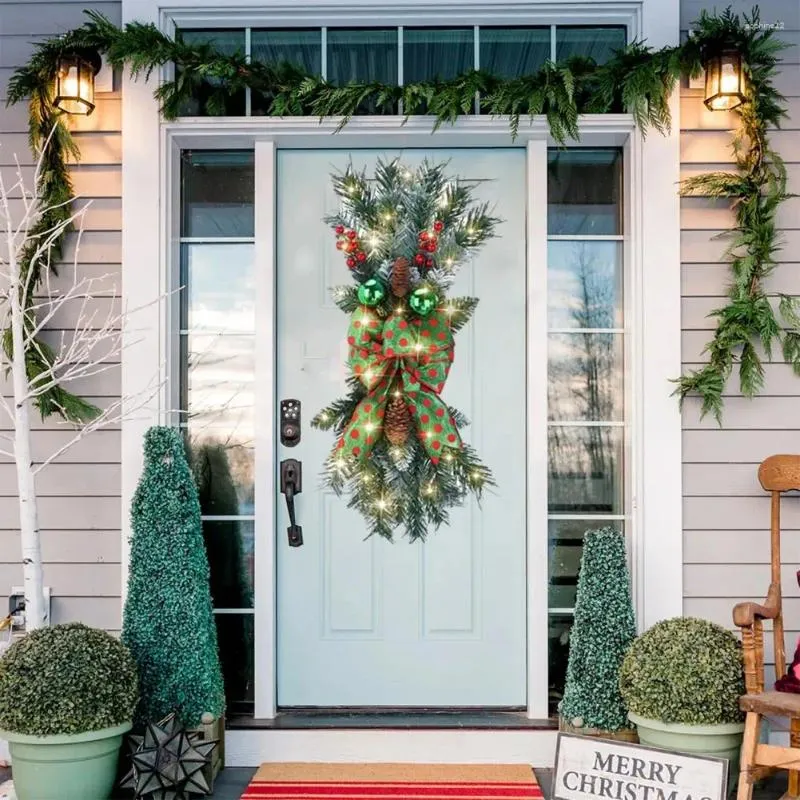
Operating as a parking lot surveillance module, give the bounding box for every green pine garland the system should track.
[121,426,225,727]
[3,6,790,422]
[558,527,636,731]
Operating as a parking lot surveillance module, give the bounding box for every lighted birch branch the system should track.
[0,146,166,631]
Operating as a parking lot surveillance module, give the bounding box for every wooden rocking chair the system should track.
[735,454,800,800]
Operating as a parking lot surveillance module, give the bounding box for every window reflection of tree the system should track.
[189,440,255,710]
[549,243,619,514]
[183,330,255,710]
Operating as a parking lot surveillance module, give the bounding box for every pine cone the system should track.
[391,257,410,297]
[385,394,411,446]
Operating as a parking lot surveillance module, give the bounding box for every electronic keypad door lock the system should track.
[280,399,301,447]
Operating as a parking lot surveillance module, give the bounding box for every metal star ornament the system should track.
[120,712,218,799]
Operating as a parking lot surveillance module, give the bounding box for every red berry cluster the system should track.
[334,224,367,269]
[413,221,444,269]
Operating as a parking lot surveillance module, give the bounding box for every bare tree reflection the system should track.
[548,243,621,514]
[183,331,256,710]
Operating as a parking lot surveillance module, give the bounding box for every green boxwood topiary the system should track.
[619,617,745,725]
[0,622,138,736]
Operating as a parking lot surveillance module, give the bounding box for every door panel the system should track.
[276,149,527,707]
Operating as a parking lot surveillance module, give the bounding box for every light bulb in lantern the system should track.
[53,50,102,116]
[704,50,746,111]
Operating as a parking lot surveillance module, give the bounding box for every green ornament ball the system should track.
[357,278,387,307]
[408,286,439,316]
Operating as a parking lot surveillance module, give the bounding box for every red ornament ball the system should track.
[357,252,367,262]
[336,241,344,250]
[414,253,425,266]
[426,258,434,268]
[433,220,444,233]
[346,257,356,268]
[419,230,430,241]
[426,241,437,252]
[335,224,345,234]
[346,229,357,240]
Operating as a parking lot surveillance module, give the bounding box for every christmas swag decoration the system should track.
[312,159,496,541]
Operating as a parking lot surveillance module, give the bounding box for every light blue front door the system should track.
[276,149,527,707]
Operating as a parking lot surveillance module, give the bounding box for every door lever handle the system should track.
[280,459,303,547]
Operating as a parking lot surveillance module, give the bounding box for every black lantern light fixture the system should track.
[53,50,102,115]
[703,49,746,111]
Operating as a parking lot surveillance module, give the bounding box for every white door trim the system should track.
[120,0,681,758]
[254,140,278,719]
[526,139,550,719]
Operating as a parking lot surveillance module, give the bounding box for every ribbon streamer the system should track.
[337,306,462,464]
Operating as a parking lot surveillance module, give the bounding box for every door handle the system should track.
[280,459,303,547]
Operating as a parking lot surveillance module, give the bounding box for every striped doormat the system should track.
[241,763,542,799]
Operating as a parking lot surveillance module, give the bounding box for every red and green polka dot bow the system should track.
[337,306,462,464]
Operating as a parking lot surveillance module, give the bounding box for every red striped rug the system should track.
[241,764,542,799]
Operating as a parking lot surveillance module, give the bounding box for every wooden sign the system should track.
[553,734,728,800]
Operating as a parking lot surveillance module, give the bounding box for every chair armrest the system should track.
[734,601,779,627]
[733,585,780,695]
[733,584,780,628]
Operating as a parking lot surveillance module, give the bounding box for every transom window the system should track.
[176,25,627,116]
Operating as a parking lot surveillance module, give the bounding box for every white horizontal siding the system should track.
[680,2,800,660]
[0,0,122,630]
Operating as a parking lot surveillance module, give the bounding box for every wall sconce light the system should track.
[54,50,102,116]
[703,50,746,111]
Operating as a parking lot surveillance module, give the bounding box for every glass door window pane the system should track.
[180,243,255,333]
[556,26,627,64]
[250,29,322,115]
[403,28,474,83]
[548,149,623,235]
[547,426,624,514]
[480,27,550,78]
[182,151,255,237]
[548,333,624,421]
[547,241,623,329]
[178,29,246,116]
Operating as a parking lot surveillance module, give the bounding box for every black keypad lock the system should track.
[280,399,301,447]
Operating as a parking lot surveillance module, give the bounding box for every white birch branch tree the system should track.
[0,147,164,631]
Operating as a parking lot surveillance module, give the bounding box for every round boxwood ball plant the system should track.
[0,622,138,736]
[619,616,745,725]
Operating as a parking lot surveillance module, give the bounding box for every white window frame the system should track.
[121,0,681,738]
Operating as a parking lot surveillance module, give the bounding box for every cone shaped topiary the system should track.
[122,426,225,727]
[559,527,636,732]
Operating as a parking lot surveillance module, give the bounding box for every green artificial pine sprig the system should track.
[559,527,636,732]
[674,7,792,423]
[3,6,793,423]
[122,427,225,728]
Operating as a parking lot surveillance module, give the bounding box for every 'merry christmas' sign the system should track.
[554,735,728,800]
